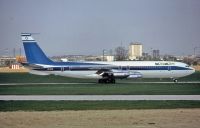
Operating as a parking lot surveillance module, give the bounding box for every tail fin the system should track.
[22,33,54,65]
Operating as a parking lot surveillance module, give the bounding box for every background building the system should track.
[153,50,160,59]
[128,42,143,60]
[0,57,16,67]
[104,55,114,61]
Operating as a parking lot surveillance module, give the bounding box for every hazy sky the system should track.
[0,0,200,56]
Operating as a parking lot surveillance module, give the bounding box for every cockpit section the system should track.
[185,64,189,67]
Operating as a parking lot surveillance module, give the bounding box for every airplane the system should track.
[21,33,195,83]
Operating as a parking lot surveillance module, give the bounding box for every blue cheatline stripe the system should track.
[129,66,189,70]
[33,66,191,71]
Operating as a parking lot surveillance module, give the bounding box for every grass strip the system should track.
[0,83,200,95]
[0,100,200,111]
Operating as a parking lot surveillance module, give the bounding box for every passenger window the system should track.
[47,68,53,71]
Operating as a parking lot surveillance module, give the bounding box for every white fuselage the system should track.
[30,61,195,79]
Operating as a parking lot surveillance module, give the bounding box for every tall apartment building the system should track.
[128,42,143,60]
[153,50,160,58]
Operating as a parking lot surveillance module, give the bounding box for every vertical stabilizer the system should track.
[22,33,54,65]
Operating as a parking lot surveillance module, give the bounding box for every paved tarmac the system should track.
[0,95,200,101]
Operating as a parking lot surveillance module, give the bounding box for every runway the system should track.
[0,81,200,85]
[1,95,200,101]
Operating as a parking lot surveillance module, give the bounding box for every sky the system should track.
[0,0,200,56]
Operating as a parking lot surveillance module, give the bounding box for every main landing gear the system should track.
[98,73,116,84]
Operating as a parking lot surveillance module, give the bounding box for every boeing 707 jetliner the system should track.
[22,33,195,83]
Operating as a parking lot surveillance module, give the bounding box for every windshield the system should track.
[185,65,189,67]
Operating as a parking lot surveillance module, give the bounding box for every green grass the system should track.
[0,83,200,95]
[0,73,96,83]
[0,72,200,95]
[0,100,200,111]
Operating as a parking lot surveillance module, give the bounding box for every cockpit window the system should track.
[185,65,189,67]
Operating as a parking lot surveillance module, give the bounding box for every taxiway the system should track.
[1,95,200,101]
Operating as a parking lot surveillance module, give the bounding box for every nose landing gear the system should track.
[172,78,178,83]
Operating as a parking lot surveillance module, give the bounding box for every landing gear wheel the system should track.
[98,78,116,84]
[98,79,105,83]
[98,72,116,84]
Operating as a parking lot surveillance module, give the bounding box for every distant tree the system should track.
[114,46,128,61]
[163,55,177,61]
[183,57,193,65]
[193,61,198,66]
